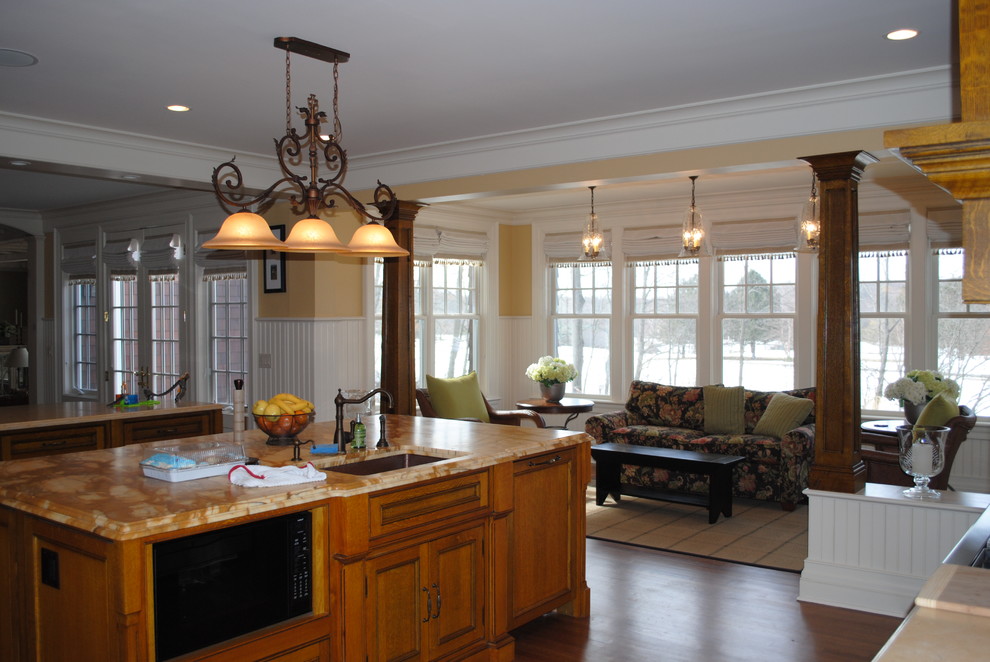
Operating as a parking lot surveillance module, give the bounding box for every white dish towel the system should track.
[228,462,327,487]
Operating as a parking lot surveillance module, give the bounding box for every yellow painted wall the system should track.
[499,225,532,317]
[256,203,366,318]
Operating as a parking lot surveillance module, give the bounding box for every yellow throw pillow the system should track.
[703,385,745,434]
[425,372,490,423]
[753,393,815,439]
[914,392,958,429]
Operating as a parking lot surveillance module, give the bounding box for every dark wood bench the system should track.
[591,442,745,524]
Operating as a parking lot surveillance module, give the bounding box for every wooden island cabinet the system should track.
[0,401,223,460]
[0,415,590,662]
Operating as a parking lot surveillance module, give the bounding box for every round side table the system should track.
[515,397,594,430]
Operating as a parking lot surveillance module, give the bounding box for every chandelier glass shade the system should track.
[581,186,604,259]
[347,221,410,257]
[201,211,287,250]
[795,171,821,253]
[203,37,408,257]
[679,175,709,258]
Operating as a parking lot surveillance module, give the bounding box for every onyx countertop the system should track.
[0,415,587,541]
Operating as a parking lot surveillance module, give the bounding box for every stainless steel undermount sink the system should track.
[325,453,446,476]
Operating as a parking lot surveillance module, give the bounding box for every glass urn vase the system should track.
[897,425,949,499]
[540,382,566,403]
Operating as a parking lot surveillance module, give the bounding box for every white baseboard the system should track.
[798,559,923,617]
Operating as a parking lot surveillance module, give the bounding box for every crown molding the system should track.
[0,68,954,197]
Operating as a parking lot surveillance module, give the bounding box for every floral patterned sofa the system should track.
[585,381,816,510]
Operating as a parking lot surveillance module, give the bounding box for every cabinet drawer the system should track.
[119,413,214,445]
[2,424,108,460]
[369,471,489,540]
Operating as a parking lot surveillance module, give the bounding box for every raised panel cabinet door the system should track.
[365,544,426,662]
[427,525,486,660]
[509,449,575,628]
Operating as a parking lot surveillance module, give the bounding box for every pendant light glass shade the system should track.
[678,176,710,257]
[202,212,286,250]
[281,217,348,253]
[581,186,604,259]
[347,221,410,257]
[795,173,821,253]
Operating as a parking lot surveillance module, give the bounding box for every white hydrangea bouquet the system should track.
[525,356,578,387]
[884,369,960,405]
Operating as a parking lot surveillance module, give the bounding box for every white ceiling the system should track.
[0,0,957,213]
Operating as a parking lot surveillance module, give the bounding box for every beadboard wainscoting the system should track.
[253,317,371,422]
[798,485,990,617]
[951,427,990,493]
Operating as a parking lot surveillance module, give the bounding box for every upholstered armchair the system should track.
[861,405,977,491]
[416,384,546,428]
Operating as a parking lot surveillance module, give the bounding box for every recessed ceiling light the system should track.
[9,160,31,167]
[0,49,39,67]
[886,29,919,41]
[167,104,190,112]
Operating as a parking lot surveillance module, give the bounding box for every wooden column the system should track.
[801,151,877,493]
[885,0,990,303]
[381,201,423,415]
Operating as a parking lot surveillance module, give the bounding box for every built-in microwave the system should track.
[152,510,312,661]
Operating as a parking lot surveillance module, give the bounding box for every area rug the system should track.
[586,492,808,573]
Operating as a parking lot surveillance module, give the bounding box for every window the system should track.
[720,253,796,390]
[207,277,248,405]
[69,282,98,392]
[630,259,698,384]
[196,235,250,406]
[374,228,487,388]
[936,249,990,411]
[103,232,184,398]
[859,251,907,411]
[550,261,611,396]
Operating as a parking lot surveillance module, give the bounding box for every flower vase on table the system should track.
[540,382,566,403]
[903,399,928,425]
[525,356,578,405]
[897,425,949,499]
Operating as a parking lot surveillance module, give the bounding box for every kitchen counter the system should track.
[0,400,222,431]
[0,415,591,661]
[0,415,580,540]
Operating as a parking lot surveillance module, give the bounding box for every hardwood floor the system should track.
[511,539,902,662]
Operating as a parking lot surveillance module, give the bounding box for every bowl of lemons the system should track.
[252,393,316,445]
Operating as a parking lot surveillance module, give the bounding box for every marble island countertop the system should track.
[0,399,222,431]
[0,415,587,541]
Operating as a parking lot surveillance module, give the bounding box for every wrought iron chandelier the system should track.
[203,37,408,256]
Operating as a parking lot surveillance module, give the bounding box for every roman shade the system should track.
[61,241,97,284]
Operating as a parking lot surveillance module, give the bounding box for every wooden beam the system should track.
[801,150,877,494]
[884,0,990,303]
[380,201,423,415]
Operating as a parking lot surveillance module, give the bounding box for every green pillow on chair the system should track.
[915,392,958,428]
[425,372,491,423]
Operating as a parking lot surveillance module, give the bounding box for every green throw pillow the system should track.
[703,385,745,434]
[753,392,815,439]
[425,372,490,423]
[915,392,958,429]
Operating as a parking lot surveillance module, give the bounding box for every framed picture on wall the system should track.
[263,224,286,293]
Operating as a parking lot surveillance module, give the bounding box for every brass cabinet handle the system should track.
[432,582,441,619]
[528,454,562,467]
[422,586,431,623]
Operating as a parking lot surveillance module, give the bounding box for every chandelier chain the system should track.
[332,60,342,142]
[285,48,292,133]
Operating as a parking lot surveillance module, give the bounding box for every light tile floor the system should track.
[585,492,808,572]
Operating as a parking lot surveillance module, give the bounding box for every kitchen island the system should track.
[0,414,591,661]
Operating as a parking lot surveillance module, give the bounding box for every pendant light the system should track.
[679,175,710,257]
[795,170,821,253]
[581,186,604,259]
